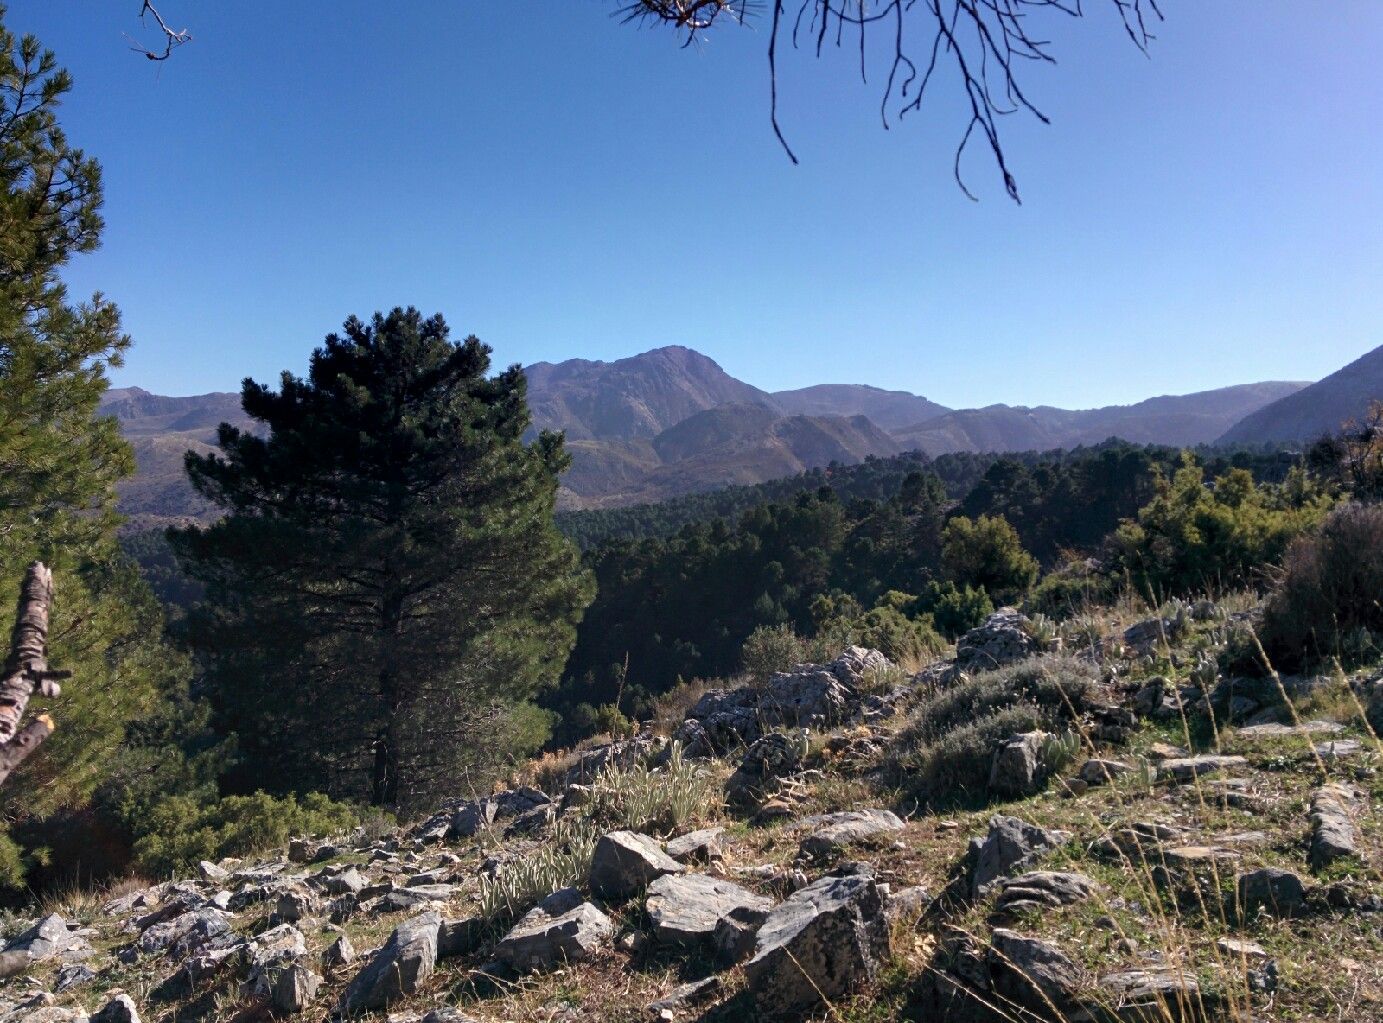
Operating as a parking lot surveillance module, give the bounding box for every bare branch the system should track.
[126,1,192,62]
[0,562,70,787]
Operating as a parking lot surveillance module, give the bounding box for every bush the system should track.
[741,623,817,683]
[584,742,720,837]
[1112,458,1332,598]
[942,514,1040,605]
[1027,562,1114,619]
[888,655,1100,804]
[920,581,994,639]
[1260,503,1383,673]
[478,816,597,923]
[132,791,361,878]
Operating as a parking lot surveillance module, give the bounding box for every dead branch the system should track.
[127,1,192,62]
[626,0,1163,202]
[0,562,70,787]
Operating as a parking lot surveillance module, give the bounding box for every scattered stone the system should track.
[745,872,890,1021]
[1309,783,1361,869]
[955,608,1039,671]
[969,816,1071,897]
[1123,615,1183,652]
[287,838,311,863]
[493,901,612,973]
[1080,758,1134,786]
[1238,868,1308,918]
[322,933,355,969]
[137,908,233,961]
[1099,969,1205,1020]
[645,873,773,948]
[197,860,228,883]
[275,888,317,923]
[1236,719,1344,739]
[438,916,486,958]
[1145,742,1188,761]
[1159,755,1247,782]
[993,871,1099,916]
[589,831,684,901]
[54,963,96,992]
[646,977,722,1021]
[272,963,321,1013]
[91,995,141,1023]
[726,732,806,805]
[665,828,725,864]
[989,730,1052,796]
[318,866,366,895]
[1215,937,1269,962]
[341,911,441,1013]
[712,904,771,965]
[884,885,932,923]
[798,808,905,860]
[989,929,1084,1017]
[1315,738,1364,758]
[3,914,72,961]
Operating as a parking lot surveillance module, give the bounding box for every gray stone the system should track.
[137,908,233,960]
[54,963,96,992]
[665,828,725,864]
[989,929,1084,1016]
[322,933,355,968]
[1080,758,1134,786]
[4,913,71,960]
[272,963,321,1013]
[993,871,1099,915]
[1159,755,1247,782]
[318,866,365,895]
[275,888,317,922]
[798,808,905,860]
[1238,868,1308,918]
[989,731,1051,796]
[956,608,1039,671]
[1309,783,1360,869]
[745,873,889,1021]
[493,901,612,972]
[341,911,441,1012]
[1237,719,1344,738]
[90,996,141,1023]
[1098,969,1205,1021]
[645,873,774,947]
[589,831,684,901]
[712,904,773,965]
[646,977,722,1021]
[758,667,851,727]
[969,816,1071,897]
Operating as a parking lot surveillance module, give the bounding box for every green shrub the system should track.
[1260,503,1383,673]
[478,816,597,923]
[1027,563,1114,619]
[920,581,994,639]
[942,514,1040,605]
[585,741,720,837]
[741,623,817,683]
[1112,458,1332,598]
[888,655,1100,805]
[132,791,361,878]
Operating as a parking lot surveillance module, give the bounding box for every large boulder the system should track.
[956,609,1038,672]
[988,929,1085,1018]
[137,908,234,961]
[969,816,1071,898]
[797,809,905,861]
[645,873,773,948]
[758,666,852,727]
[3,914,72,961]
[1238,868,1308,918]
[588,831,684,901]
[493,900,612,972]
[744,872,890,1020]
[341,911,440,1013]
[988,731,1051,797]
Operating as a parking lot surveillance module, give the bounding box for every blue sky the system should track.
[10,1,1381,409]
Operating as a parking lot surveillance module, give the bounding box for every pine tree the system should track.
[0,12,168,822]
[172,308,594,812]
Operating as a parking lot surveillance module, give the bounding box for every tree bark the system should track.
[0,562,69,787]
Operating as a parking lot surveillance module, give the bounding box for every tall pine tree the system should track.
[0,10,170,830]
[173,308,593,812]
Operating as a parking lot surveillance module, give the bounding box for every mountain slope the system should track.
[525,345,779,441]
[894,382,1308,455]
[772,384,949,431]
[1218,343,1383,445]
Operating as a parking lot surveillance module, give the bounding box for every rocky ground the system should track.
[2,602,1380,1022]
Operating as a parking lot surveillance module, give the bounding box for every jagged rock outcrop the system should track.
[797,809,905,860]
[589,831,685,901]
[968,816,1071,897]
[493,892,612,973]
[645,873,774,948]
[341,911,440,1013]
[744,871,890,1020]
[955,609,1038,672]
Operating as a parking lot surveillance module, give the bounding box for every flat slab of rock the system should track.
[797,809,904,860]
[1099,969,1203,1017]
[1237,720,1344,738]
[589,831,684,901]
[341,911,440,1012]
[993,872,1099,915]
[1159,755,1247,782]
[493,901,612,973]
[1080,758,1134,785]
[989,929,1084,1017]
[645,873,773,947]
[745,872,889,1021]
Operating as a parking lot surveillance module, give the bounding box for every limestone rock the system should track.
[956,608,1038,671]
[1238,868,1308,918]
[1080,758,1134,786]
[272,963,321,1013]
[989,731,1051,796]
[665,828,725,865]
[993,871,1099,916]
[645,873,773,948]
[1159,755,1247,782]
[989,929,1084,1017]
[341,911,440,1012]
[589,831,684,901]
[969,816,1071,897]
[493,901,612,973]
[91,996,141,1023]
[1309,783,1361,869]
[646,977,722,1021]
[798,808,905,860]
[745,872,889,1020]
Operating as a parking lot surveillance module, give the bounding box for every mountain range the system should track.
[100,342,1382,525]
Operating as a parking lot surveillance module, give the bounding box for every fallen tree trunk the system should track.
[0,562,70,787]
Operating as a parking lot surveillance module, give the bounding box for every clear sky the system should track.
[9,1,1381,409]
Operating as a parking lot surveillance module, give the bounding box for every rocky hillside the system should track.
[1218,343,1383,445]
[6,602,1378,1023]
[771,385,950,432]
